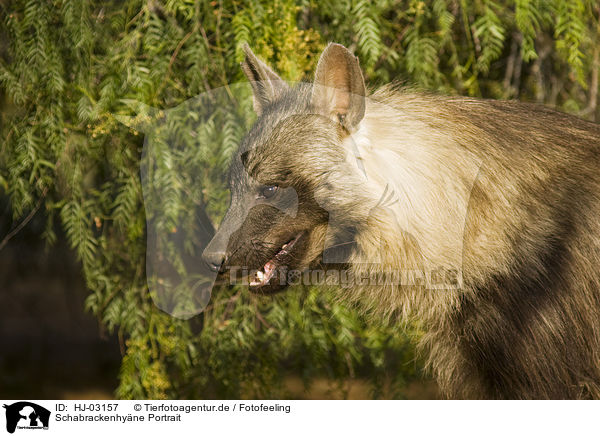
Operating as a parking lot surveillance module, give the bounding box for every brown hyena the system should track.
[203,43,600,399]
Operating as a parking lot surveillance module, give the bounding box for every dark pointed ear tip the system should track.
[241,42,253,57]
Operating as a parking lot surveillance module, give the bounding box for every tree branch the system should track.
[0,186,49,252]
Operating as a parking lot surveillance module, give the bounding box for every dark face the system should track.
[202,99,340,294]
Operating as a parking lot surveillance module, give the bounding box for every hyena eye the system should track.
[260,185,279,199]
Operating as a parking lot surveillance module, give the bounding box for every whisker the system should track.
[324,240,356,250]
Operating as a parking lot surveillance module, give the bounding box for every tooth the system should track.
[264,261,275,275]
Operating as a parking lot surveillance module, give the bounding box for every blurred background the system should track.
[0,200,121,399]
[0,0,598,399]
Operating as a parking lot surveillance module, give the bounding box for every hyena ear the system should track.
[311,43,366,131]
[240,43,289,115]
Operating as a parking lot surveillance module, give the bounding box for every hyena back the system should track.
[203,43,600,399]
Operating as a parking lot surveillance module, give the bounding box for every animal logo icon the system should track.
[3,402,50,434]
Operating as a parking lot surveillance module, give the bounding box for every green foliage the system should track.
[1,0,599,399]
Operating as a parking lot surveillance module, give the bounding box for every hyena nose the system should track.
[203,250,226,272]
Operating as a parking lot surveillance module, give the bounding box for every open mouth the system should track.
[249,232,304,288]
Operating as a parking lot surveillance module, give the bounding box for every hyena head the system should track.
[202,43,368,294]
